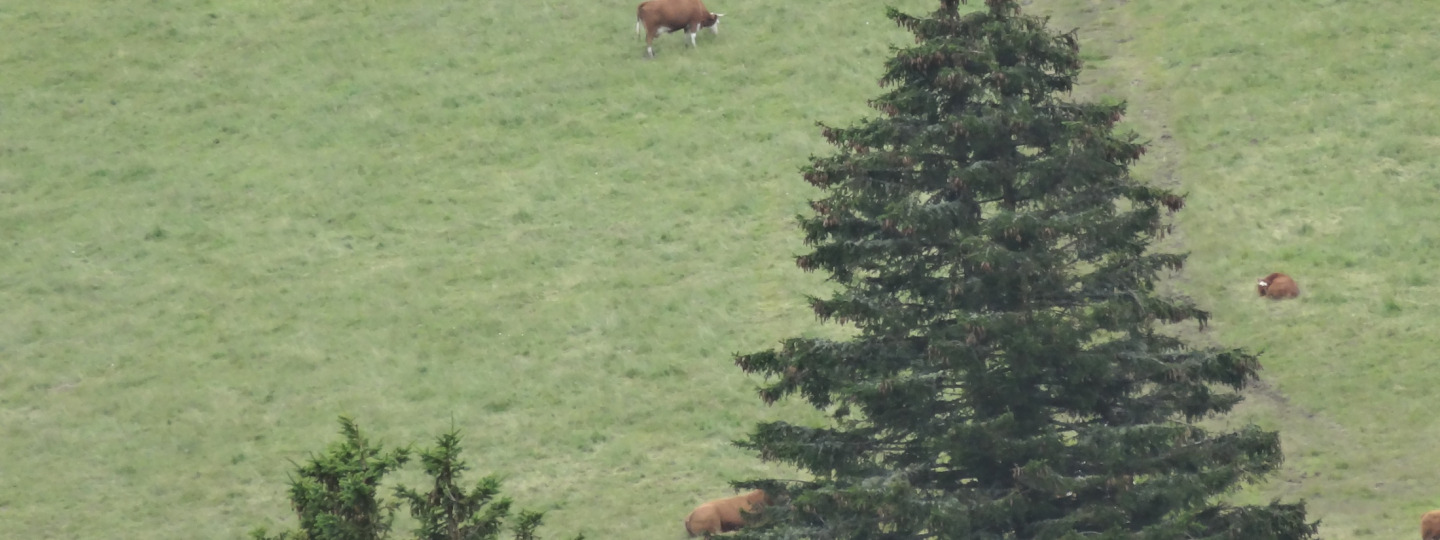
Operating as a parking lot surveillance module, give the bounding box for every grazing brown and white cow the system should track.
[1256,272,1300,300]
[1422,509,1440,540]
[684,489,767,537]
[635,0,723,59]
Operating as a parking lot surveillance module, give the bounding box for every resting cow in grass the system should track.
[635,0,723,59]
[1424,510,1440,540]
[684,489,767,537]
[1256,272,1299,300]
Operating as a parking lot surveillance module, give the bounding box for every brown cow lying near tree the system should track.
[684,489,768,537]
[1256,272,1299,299]
[1423,510,1440,540]
[635,0,723,59]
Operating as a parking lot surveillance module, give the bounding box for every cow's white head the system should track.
[706,12,724,34]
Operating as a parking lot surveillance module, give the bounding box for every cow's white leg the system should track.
[688,30,697,47]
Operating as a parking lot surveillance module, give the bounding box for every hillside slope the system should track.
[2,0,1435,538]
[1037,1,1440,538]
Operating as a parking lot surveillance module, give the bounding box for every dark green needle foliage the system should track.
[251,416,411,540]
[395,429,560,540]
[252,418,581,540]
[731,1,1317,538]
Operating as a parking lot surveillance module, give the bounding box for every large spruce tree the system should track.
[732,1,1317,538]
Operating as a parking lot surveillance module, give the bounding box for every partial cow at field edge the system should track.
[684,489,767,537]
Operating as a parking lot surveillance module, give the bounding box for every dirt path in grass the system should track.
[1030,1,1371,536]
[1034,0,1328,420]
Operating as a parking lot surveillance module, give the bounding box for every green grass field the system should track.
[1040,1,1440,537]
[2,0,1437,538]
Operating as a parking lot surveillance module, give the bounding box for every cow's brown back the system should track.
[636,0,712,32]
[1257,272,1299,299]
[1423,510,1440,540]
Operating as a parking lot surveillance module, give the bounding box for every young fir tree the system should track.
[252,417,411,540]
[396,429,570,540]
[731,1,1317,538]
[252,418,581,540]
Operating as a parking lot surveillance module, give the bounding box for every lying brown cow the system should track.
[1424,510,1440,540]
[1256,272,1299,299]
[635,0,723,59]
[684,489,767,537]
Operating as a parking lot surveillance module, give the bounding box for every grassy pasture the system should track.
[0,0,925,537]
[1037,1,1440,538]
[3,0,1438,538]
